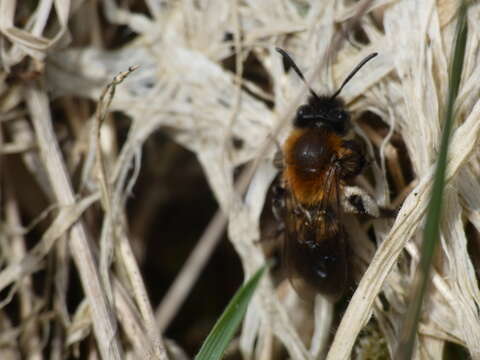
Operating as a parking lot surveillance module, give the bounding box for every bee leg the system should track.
[272,182,286,222]
[273,150,283,169]
[267,134,284,169]
[256,182,286,245]
[339,140,366,179]
[342,185,379,218]
[270,221,285,239]
[255,226,284,244]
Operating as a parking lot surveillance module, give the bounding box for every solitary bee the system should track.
[273,48,379,301]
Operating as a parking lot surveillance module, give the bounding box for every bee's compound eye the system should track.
[294,105,315,127]
[333,110,348,122]
[297,105,311,119]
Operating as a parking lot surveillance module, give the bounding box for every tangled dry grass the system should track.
[1,0,480,359]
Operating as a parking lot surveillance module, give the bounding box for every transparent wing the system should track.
[281,165,349,300]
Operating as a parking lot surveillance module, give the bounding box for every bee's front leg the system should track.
[341,185,379,218]
[268,133,284,170]
[273,150,283,170]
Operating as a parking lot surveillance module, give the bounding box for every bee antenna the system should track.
[330,52,378,100]
[276,48,319,99]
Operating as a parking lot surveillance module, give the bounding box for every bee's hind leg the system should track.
[342,185,380,218]
[272,182,286,220]
[255,181,286,245]
[258,135,286,245]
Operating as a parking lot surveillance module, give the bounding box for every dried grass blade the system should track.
[94,67,138,305]
[395,2,469,359]
[326,10,480,360]
[94,66,169,360]
[0,194,98,295]
[25,81,123,359]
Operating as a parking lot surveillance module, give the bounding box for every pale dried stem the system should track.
[4,182,43,360]
[25,80,123,359]
[94,67,168,360]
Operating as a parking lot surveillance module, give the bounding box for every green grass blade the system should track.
[395,2,469,359]
[194,264,268,360]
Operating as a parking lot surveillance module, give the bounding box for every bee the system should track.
[273,48,379,301]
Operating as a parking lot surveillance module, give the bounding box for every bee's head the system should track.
[294,96,350,135]
[275,48,377,136]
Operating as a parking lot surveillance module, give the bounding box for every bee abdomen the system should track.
[291,228,349,301]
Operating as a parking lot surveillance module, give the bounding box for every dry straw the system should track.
[1,0,480,359]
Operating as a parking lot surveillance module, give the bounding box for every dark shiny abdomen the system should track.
[288,218,349,301]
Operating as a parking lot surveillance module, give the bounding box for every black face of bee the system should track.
[276,47,376,137]
[294,96,350,135]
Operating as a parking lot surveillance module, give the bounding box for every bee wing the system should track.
[320,162,342,216]
[282,165,349,300]
[281,187,312,295]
